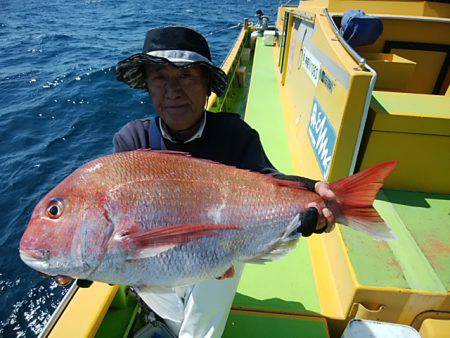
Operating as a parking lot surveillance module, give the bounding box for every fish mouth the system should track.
[19,249,50,270]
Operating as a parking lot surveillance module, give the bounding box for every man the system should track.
[115,26,336,337]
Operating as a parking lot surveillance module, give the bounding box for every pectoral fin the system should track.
[243,214,301,264]
[116,223,241,259]
[216,265,235,280]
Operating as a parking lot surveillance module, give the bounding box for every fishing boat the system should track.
[39,0,450,336]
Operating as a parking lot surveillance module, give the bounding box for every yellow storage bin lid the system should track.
[419,318,450,338]
[370,91,450,136]
[362,53,416,92]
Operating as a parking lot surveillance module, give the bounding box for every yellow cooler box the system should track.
[358,91,450,194]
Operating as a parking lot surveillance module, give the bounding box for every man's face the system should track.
[145,64,209,132]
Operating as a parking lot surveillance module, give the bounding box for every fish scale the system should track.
[20,150,397,287]
[84,151,301,284]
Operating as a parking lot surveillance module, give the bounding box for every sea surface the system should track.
[0,0,281,336]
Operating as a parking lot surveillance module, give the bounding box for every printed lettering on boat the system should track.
[319,69,335,93]
[301,48,321,86]
[308,97,336,179]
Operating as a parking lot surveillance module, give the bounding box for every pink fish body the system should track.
[20,150,396,287]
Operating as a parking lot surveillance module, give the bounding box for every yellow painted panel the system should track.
[370,92,450,136]
[424,2,450,18]
[393,49,446,94]
[354,289,447,325]
[281,14,296,85]
[312,14,362,78]
[420,319,450,338]
[439,294,450,312]
[361,53,416,92]
[279,11,372,183]
[442,69,450,96]
[360,131,450,193]
[308,228,448,332]
[307,231,355,321]
[49,283,118,338]
[356,19,450,55]
[319,0,450,19]
[282,71,372,183]
[329,75,371,182]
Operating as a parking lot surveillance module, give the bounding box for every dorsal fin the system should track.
[135,149,249,168]
[134,150,308,189]
[136,149,191,156]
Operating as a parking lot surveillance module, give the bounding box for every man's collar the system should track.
[159,112,206,144]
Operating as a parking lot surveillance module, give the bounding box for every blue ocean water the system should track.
[0,0,281,336]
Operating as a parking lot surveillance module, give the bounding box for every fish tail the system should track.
[329,161,398,240]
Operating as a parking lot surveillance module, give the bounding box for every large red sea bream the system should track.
[20,150,397,286]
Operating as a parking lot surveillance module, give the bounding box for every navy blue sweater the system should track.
[113,112,317,190]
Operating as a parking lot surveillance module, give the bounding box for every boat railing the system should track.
[207,23,250,112]
[38,283,79,338]
[323,8,367,69]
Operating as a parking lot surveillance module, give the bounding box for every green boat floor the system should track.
[223,311,329,338]
[244,38,293,173]
[231,38,321,315]
[96,288,139,338]
[383,190,450,290]
[341,189,450,293]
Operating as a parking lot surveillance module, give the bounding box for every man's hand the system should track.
[308,181,336,233]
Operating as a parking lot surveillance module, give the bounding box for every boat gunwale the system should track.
[207,24,250,111]
[38,283,80,338]
[329,12,450,24]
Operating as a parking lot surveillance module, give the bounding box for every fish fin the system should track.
[141,149,297,182]
[244,214,302,264]
[330,161,398,240]
[153,150,191,156]
[273,179,309,190]
[133,244,178,259]
[216,265,235,280]
[117,224,241,258]
[243,257,268,264]
[139,148,240,167]
[136,148,191,156]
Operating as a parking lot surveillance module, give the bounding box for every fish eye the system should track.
[46,199,64,219]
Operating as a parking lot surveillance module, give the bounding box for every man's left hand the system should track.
[308,182,336,233]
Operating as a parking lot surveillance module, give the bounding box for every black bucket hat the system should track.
[116,26,227,96]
